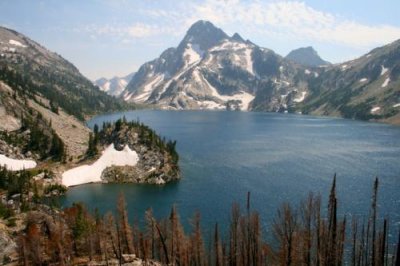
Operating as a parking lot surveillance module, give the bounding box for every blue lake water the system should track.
[61,110,400,240]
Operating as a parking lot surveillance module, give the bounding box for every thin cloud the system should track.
[139,0,400,48]
[75,1,400,48]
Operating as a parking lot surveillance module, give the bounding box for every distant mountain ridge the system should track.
[285,46,330,67]
[119,20,400,124]
[95,72,135,97]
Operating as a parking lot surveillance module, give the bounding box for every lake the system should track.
[61,110,400,240]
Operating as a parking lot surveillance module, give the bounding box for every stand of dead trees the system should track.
[17,176,400,265]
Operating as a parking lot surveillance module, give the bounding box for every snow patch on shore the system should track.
[0,154,36,171]
[62,144,139,187]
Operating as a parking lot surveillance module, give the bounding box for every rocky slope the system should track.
[98,120,180,185]
[300,40,400,124]
[121,20,400,124]
[285,46,330,67]
[94,72,135,97]
[0,26,126,121]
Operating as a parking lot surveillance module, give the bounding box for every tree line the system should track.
[0,62,127,121]
[17,176,399,265]
[87,118,179,170]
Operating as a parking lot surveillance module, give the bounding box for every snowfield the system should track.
[0,154,36,171]
[62,144,139,187]
[359,78,368,83]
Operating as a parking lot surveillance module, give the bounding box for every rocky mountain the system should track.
[0,26,126,120]
[300,40,400,124]
[122,20,309,111]
[121,20,400,124]
[285,46,330,67]
[94,72,135,97]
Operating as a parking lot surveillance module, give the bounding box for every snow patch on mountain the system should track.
[393,103,400,108]
[382,77,390,88]
[183,43,204,66]
[381,65,388,76]
[201,74,254,110]
[359,78,368,82]
[371,106,381,113]
[210,40,248,52]
[293,91,307,103]
[0,154,36,171]
[9,39,26,48]
[134,74,165,102]
[244,48,254,75]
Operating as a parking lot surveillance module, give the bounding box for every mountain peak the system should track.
[232,33,245,43]
[181,20,228,50]
[285,46,330,67]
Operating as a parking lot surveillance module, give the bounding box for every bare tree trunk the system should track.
[371,178,379,266]
[352,217,358,266]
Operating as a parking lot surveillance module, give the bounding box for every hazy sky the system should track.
[1,0,400,80]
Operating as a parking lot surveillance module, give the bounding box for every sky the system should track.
[1,0,400,81]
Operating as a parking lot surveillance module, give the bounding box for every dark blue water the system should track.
[61,110,400,239]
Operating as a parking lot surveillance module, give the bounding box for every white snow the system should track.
[382,77,390,88]
[393,103,400,108]
[124,92,133,101]
[209,40,248,52]
[279,66,284,72]
[244,48,254,75]
[203,54,214,66]
[293,91,307,103]
[199,100,225,110]
[314,72,319,78]
[99,81,110,92]
[183,43,204,66]
[192,69,203,84]
[359,78,368,83]
[9,39,27,48]
[200,74,254,110]
[62,144,139,187]
[381,65,388,76]
[366,54,371,58]
[134,74,164,102]
[304,69,311,75]
[0,154,36,171]
[232,54,240,64]
[341,64,348,71]
[371,107,381,113]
